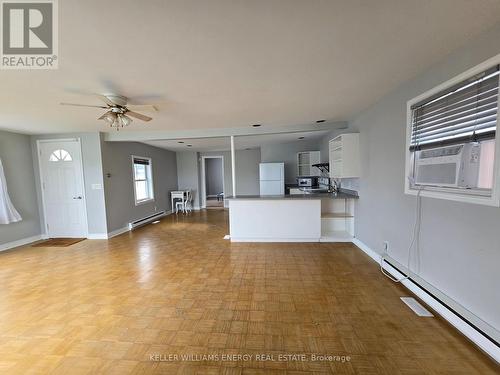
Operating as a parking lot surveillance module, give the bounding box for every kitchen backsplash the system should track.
[336,177,360,192]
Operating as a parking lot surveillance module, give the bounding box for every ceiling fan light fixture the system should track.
[120,114,132,127]
[116,114,124,127]
[103,111,117,126]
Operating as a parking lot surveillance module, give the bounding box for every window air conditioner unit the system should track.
[414,143,481,188]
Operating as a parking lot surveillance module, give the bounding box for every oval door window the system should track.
[49,149,73,162]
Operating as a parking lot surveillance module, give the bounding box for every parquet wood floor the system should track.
[0,210,497,374]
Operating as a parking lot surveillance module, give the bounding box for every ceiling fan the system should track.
[60,94,157,129]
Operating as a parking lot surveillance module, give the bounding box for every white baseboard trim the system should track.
[0,234,43,252]
[87,233,109,240]
[352,238,500,364]
[320,236,354,243]
[107,226,129,239]
[230,237,320,243]
[352,238,382,262]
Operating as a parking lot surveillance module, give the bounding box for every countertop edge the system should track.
[226,191,359,201]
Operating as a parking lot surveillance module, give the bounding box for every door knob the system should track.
[73,196,83,200]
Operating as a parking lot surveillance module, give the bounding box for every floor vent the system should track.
[401,297,434,317]
[128,211,166,230]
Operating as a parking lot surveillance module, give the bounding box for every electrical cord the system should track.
[380,183,423,283]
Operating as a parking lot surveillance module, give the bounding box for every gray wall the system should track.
[177,148,260,207]
[205,158,223,196]
[199,148,261,198]
[101,141,178,232]
[176,151,201,208]
[261,140,320,184]
[31,132,108,236]
[0,130,41,245]
[234,148,261,195]
[342,22,500,341]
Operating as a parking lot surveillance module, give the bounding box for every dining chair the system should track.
[175,199,185,214]
[184,190,193,213]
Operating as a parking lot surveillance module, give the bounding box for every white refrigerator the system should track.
[259,163,285,195]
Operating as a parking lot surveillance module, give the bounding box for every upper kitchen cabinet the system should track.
[329,134,360,178]
[297,151,320,176]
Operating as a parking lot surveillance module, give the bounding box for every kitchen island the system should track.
[227,191,358,242]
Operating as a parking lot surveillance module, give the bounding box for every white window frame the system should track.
[132,155,155,205]
[405,53,500,207]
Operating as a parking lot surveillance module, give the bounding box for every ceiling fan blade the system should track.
[127,104,158,112]
[98,111,110,120]
[126,111,152,122]
[94,94,117,106]
[60,102,107,109]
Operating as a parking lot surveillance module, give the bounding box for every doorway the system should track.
[37,139,88,238]
[201,156,224,209]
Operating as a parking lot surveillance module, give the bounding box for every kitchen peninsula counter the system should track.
[226,190,358,201]
[227,191,358,243]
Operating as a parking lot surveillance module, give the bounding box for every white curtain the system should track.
[0,158,22,224]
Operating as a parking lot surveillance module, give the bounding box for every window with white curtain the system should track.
[405,59,500,206]
[132,156,154,205]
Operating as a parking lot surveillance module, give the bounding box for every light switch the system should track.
[91,184,102,190]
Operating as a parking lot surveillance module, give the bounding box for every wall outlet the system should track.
[383,241,389,254]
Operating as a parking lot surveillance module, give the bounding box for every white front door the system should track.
[39,140,87,238]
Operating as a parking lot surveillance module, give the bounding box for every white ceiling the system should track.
[143,130,330,152]
[1,0,500,135]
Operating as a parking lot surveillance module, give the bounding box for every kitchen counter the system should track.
[227,189,358,243]
[226,190,358,200]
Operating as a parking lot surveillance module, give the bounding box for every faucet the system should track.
[330,179,339,193]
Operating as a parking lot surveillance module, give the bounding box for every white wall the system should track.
[340,22,500,342]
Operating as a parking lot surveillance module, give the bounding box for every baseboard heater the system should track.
[382,258,500,363]
[128,211,166,230]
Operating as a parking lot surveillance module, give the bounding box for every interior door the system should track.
[39,140,87,238]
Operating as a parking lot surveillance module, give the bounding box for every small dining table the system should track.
[171,190,189,213]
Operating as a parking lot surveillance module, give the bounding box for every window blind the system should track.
[410,65,499,151]
[133,157,150,165]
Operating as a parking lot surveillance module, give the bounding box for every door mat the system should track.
[32,238,86,247]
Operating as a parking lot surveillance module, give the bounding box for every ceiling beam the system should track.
[103,121,348,142]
